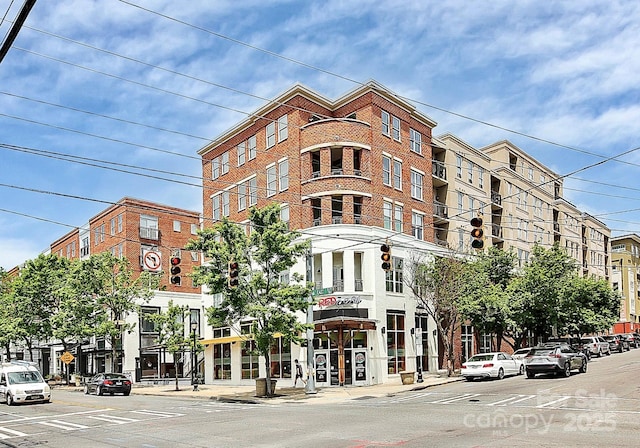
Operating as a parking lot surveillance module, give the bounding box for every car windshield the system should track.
[603,336,615,340]
[580,338,592,343]
[7,371,44,385]
[529,348,555,356]
[467,354,494,362]
[514,349,530,355]
[104,374,128,380]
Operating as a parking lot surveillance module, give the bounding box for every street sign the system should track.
[60,351,74,364]
[312,287,334,297]
[142,250,162,272]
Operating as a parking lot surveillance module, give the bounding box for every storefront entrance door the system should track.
[314,351,329,385]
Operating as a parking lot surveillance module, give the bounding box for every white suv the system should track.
[580,336,611,357]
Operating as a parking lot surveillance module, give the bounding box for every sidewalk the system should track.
[125,373,463,405]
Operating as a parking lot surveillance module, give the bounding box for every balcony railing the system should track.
[491,191,502,206]
[354,279,363,291]
[331,168,344,175]
[332,216,343,224]
[492,224,502,238]
[312,171,321,178]
[140,227,159,240]
[432,160,446,180]
[433,201,448,219]
[313,218,321,227]
[354,215,362,224]
[333,280,344,292]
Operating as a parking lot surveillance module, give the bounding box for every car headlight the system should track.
[44,385,51,393]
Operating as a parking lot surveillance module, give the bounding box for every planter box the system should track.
[255,378,277,397]
[399,371,415,385]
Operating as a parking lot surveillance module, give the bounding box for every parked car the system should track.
[619,334,639,349]
[84,373,132,396]
[0,361,51,405]
[547,337,591,359]
[512,348,532,369]
[524,344,587,378]
[580,336,611,357]
[461,352,522,381]
[603,335,630,353]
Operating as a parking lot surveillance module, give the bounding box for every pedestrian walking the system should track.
[294,359,306,387]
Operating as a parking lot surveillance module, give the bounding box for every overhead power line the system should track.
[0,0,36,64]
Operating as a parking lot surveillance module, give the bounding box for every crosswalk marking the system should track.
[430,393,480,404]
[38,420,89,430]
[537,396,570,408]
[131,409,183,418]
[0,427,29,438]
[87,414,139,424]
[487,394,537,406]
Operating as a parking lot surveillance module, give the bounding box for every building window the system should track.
[381,110,390,136]
[110,218,115,236]
[248,135,257,160]
[386,311,406,374]
[278,159,289,191]
[266,122,276,148]
[237,141,246,166]
[456,155,462,178]
[212,158,220,179]
[383,201,392,229]
[394,204,403,232]
[478,167,484,189]
[212,195,221,221]
[139,215,158,240]
[382,156,391,186]
[222,191,230,217]
[221,152,229,175]
[385,257,403,293]
[411,170,423,200]
[270,337,291,379]
[461,325,474,362]
[410,129,421,154]
[468,161,473,183]
[266,165,277,197]
[173,220,181,232]
[117,214,123,233]
[354,197,363,224]
[242,340,260,379]
[191,223,197,235]
[277,115,288,142]
[392,116,401,141]
[393,159,402,190]
[280,204,289,228]
[412,212,424,240]
[249,177,258,206]
[237,183,247,211]
[213,343,232,380]
[457,191,464,214]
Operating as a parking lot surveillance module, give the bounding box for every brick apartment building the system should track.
[42,197,204,381]
[196,80,613,386]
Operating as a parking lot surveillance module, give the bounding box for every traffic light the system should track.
[170,256,181,285]
[228,261,239,288]
[470,216,484,250]
[380,243,392,271]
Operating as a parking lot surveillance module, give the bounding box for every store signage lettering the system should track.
[317,296,362,307]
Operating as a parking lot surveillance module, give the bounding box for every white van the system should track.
[0,361,51,405]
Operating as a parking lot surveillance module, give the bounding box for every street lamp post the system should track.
[190,322,198,391]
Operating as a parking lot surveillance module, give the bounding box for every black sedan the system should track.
[84,373,132,396]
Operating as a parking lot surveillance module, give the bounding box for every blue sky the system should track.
[1,0,640,270]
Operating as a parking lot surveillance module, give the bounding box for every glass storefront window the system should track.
[386,311,406,374]
[213,343,232,380]
[269,337,291,379]
[241,340,259,379]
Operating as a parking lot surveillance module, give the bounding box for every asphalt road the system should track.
[0,349,638,447]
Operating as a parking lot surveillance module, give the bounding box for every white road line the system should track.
[536,396,570,408]
[131,410,183,417]
[0,427,29,438]
[395,392,434,402]
[431,393,480,404]
[87,414,139,424]
[38,420,89,430]
[487,394,537,406]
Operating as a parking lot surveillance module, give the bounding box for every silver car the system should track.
[524,344,587,378]
[580,336,611,357]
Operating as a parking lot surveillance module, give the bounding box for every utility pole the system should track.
[0,0,37,65]
[305,244,317,394]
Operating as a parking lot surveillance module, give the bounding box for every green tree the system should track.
[91,252,159,373]
[145,300,197,391]
[459,248,518,351]
[187,204,311,397]
[406,251,474,376]
[0,268,21,361]
[558,275,620,337]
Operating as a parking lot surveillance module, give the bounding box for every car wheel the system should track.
[6,393,13,406]
[497,368,504,380]
[580,360,587,373]
[519,364,525,375]
[619,346,623,353]
[84,385,89,395]
[563,363,571,377]
[123,391,131,396]
[96,386,103,396]
[526,370,535,379]
[606,349,611,356]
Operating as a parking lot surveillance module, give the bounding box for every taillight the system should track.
[124,381,131,386]
[482,363,494,368]
[461,365,467,369]
[104,380,113,385]
[550,354,562,358]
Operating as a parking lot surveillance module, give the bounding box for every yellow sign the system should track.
[60,351,75,364]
